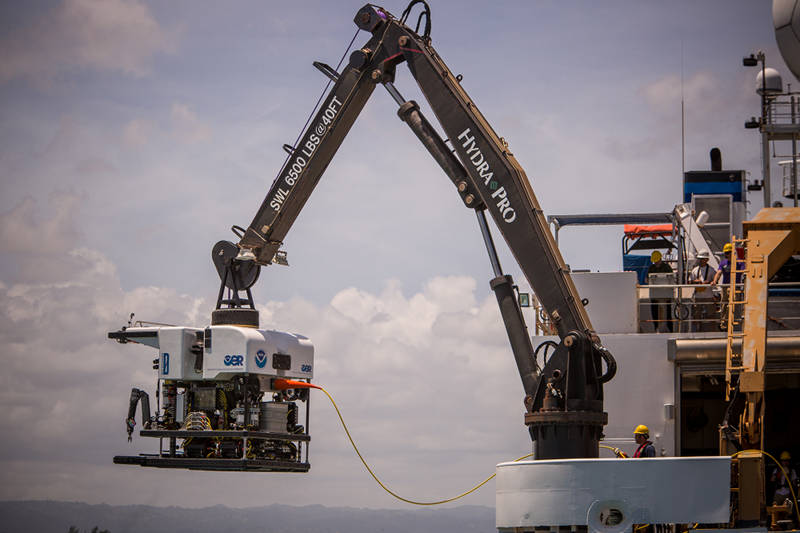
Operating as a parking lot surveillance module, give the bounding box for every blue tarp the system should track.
[623,254,651,285]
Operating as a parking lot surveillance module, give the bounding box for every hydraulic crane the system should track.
[235,1,617,459]
[111,1,616,472]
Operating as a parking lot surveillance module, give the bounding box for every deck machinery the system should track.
[112,1,617,473]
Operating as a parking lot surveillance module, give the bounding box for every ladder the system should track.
[724,236,748,400]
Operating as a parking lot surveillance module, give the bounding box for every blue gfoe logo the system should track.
[223,354,244,366]
[255,350,267,368]
[162,353,169,375]
[301,364,312,373]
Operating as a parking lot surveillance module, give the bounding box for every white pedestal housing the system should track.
[496,457,730,533]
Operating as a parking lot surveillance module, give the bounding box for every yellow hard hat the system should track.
[781,451,792,461]
[650,251,662,262]
[723,243,733,253]
[634,424,650,436]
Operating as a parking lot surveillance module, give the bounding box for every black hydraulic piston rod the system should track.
[476,209,503,278]
[384,82,485,210]
[477,211,541,396]
[384,82,540,397]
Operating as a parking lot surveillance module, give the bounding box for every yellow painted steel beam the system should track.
[741,208,800,375]
[738,208,800,448]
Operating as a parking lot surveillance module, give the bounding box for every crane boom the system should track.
[239,3,616,459]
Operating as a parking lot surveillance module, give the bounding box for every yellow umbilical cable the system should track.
[317,385,533,505]
[731,449,800,524]
[273,379,533,506]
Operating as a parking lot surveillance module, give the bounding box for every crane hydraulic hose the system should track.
[599,444,628,458]
[273,378,533,506]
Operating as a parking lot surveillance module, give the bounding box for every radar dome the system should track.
[756,67,784,95]
[774,0,800,80]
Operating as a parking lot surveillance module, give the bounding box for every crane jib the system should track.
[456,128,516,223]
[268,95,345,215]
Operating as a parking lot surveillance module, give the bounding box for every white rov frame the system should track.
[126,325,314,383]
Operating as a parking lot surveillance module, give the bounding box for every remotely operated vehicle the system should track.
[110,1,617,473]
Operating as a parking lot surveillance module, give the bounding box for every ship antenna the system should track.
[681,39,686,177]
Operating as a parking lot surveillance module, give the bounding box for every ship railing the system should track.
[765,97,800,127]
[635,282,800,333]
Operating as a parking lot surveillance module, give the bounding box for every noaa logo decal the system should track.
[255,350,267,368]
[223,354,244,366]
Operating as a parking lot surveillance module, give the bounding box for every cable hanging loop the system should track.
[273,378,533,506]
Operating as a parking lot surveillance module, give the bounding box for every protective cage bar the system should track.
[113,428,311,472]
[113,455,310,472]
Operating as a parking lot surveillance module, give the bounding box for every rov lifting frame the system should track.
[236,3,616,459]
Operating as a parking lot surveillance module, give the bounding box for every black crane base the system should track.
[525,410,608,460]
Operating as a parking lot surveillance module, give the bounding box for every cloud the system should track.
[171,103,212,143]
[641,71,718,116]
[0,0,173,85]
[74,156,117,176]
[0,192,81,254]
[122,118,154,146]
[598,70,746,166]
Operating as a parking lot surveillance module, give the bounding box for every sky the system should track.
[0,0,793,511]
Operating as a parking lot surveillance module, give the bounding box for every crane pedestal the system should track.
[526,410,607,459]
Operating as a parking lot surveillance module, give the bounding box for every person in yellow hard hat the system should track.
[633,424,656,458]
[711,243,740,286]
[646,251,674,332]
[770,450,798,505]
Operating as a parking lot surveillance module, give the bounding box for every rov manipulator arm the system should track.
[237,3,616,459]
[126,388,151,442]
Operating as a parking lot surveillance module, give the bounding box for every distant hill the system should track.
[0,501,495,533]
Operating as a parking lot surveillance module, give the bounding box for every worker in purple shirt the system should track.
[711,243,745,330]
